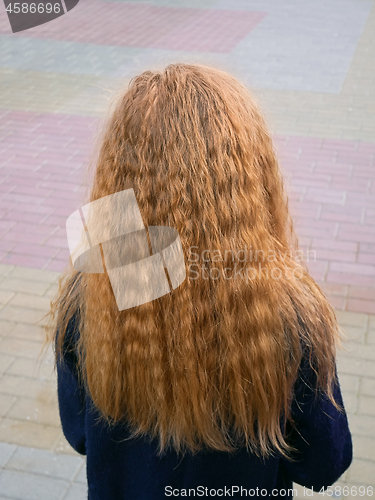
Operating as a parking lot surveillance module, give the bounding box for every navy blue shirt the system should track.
[57,314,352,499]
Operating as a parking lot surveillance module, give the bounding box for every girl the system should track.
[48,64,352,499]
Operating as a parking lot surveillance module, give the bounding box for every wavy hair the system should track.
[47,63,341,458]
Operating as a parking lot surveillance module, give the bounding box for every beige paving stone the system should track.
[0,374,56,402]
[340,344,375,362]
[336,311,369,329]
[7,267,60,284]
[0,319,15,337]
[0,338,43,360]
[367,329,375,345]
[338,374,360,394]
[347,414,375,439]
[346,458,375,487]
[352,435,375,462]
[339,326,366,344]
[9,323,45,342]
[0,290,15,306]
[53,431,82,457]
[336,354,375,378]
[341,391,358,414]
[361,378,375,398]
[6,357,55,380]
[8,293,52,312]
[0,68,118,117]
[0,305,47,326]
[0,265,15,277]
[332,487,375,500]
[294,479,349,498]
[0,278,51,296]
[6,397,60,428]
[0,418,60,449]
[0,353,15,375]
[0,394,16,417]
[43,283,60,300]
[358,396,375,417]
[257,3,375,142]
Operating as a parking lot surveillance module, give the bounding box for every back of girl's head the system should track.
[50,63,340,459]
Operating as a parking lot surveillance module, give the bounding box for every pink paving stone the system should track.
[313,248,357,263]
[294,224,337,239]
[0,253,50,269]
[55,248,71,261]
[1,1,266,54]
[338,222,375,234]
[0,220,17,233]
[11,243,60,259]
[0,240,16,253]
[321,203,364,217]
[295,218,337,231]
[52,227,69,239]
[42,236,69,249]
[44,259,69,272]
[330,262,375,276]
[42,197,81,209]
[322,139,359,151]
[50,206,80,218]
[151,10,266,52]
[359,243,375,253]
[319,211,361,224]
[330,179,370,193]
[336,152,373,166]
[4,203,53,215]
[357,253,375,265]
[305,260,329,282]
[2,211,47,224]
[290,205,320,219]
[337,230,375,244]
[2,231,50,245]
[327,296,347,310]
[290,172,332,183]
[3,193,49,206]
[42,215,70,227]
[326,271,375,288]
[6,186,53,198]
[346,299,375,315]
[304,188,345,205]
[364,214,375,226]
[295,236,312,248]
[348,287,375,301]
[319,283,349,297]
[292,178,329,189]
[346,192,375,204]
[8,222,57,236]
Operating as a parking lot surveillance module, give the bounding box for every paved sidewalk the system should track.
[0,0,374,498]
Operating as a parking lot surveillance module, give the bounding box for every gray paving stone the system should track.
[0,443,17,468]
[6,446,83,481]
[0,37,144,78]
[347,414,375,438]
[73,461,86,484]
[0,470,69,500]
[62,483,87,500]
[216,0,372,93]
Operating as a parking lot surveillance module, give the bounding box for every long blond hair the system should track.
[48,63,340,458]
